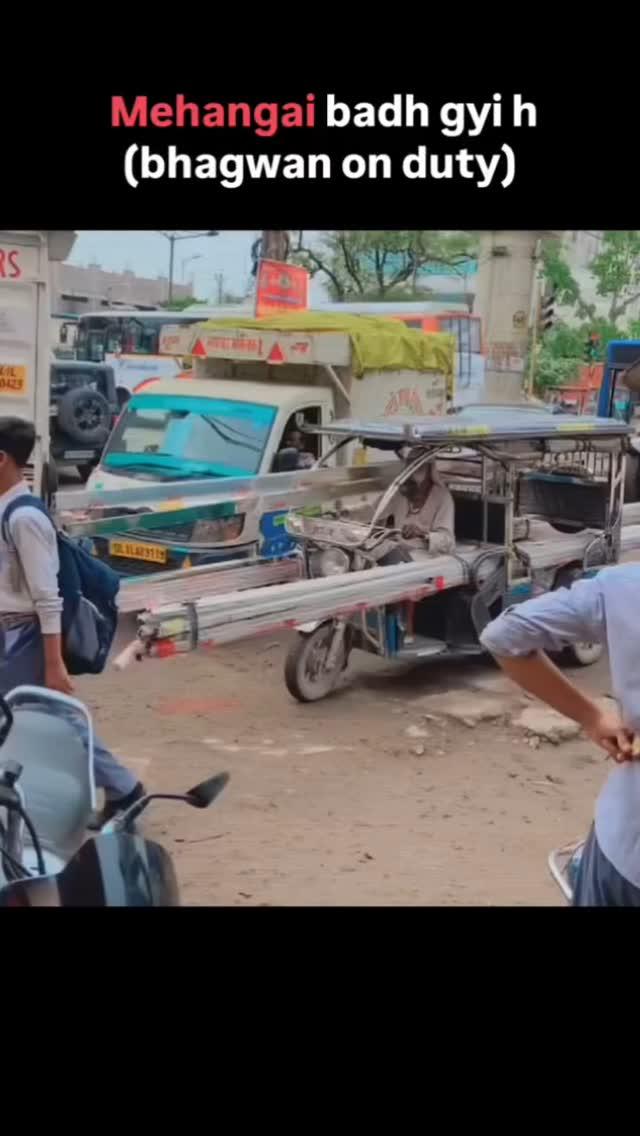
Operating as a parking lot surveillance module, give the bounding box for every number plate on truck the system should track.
[109,540,167,564]
[0,365,27,394]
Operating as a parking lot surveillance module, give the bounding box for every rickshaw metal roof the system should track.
[308,408,632,445]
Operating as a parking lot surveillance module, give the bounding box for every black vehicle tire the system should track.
[284,623,347,703]
[624,452,640,503]
[57,387,111,446]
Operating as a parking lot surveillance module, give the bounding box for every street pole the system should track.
[527,240,542,398]
[160,232,218,306]
[261,231,289,262]
[475,231,563,403]
[168,236,175,304]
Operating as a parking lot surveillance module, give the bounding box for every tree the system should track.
[539,238,582,308]
[161,295,206,311]
[291,230,477,301]
[532,234,640,394]
[590,231,640,323]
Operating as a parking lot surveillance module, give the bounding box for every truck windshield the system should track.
[102,394,277,479]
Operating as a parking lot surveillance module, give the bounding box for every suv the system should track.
[50,360,118,480]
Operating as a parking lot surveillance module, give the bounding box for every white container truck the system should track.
[0,230,76,496]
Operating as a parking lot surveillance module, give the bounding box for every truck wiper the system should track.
[202,416,262,454]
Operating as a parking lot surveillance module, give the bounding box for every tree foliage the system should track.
[291,230,477,301]
[533,232,640,393]
[161,296,206,311]
[590,231,640,322]
[539,239,582,308]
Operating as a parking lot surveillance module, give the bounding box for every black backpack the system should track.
[2,494,120,676]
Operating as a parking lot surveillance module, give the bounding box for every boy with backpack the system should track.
[0,417,144,827]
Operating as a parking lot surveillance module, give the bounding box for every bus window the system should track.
[439,316,481,355]
[76,313,200,363]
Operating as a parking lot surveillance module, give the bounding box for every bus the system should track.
[75,309,203,405]
[597,340,640,501]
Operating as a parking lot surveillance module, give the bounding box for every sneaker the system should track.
[88,781,146,831]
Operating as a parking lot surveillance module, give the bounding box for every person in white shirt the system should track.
[0,416,144,827]
[281,428,315,469]
[380,452,455,563]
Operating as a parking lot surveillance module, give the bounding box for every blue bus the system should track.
[597,340,640,420]
[597,340,640,499]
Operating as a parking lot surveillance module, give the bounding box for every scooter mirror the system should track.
[103,772,230,833]
[185,772,230,809]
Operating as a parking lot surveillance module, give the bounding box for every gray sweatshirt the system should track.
[0,482,63,635]
[480,565,640,888]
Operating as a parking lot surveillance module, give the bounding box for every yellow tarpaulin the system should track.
[197,312,456,386]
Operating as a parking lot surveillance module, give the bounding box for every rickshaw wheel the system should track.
[565,641,603,667]
[553,566,603,667]
[285,622,346,703]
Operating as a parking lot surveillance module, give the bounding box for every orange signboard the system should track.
[255,259,309,318]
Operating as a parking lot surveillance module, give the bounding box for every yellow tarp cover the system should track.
[197,312,456,385]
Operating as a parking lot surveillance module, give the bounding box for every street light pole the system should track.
[168,236,176,304]
[181,254,202,285]
[159,231,218,305]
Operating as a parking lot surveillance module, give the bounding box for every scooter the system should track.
[0,686,228,906]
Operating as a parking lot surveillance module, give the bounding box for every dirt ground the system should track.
[74,616,613,906]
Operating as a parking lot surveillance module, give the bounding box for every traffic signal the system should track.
[538,291,557,334]
[584,333,600,362]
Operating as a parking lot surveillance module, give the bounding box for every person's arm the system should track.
[403,488,455,552]
[480,577,632,761]
[9,510,73,695]
[426,488,456,554]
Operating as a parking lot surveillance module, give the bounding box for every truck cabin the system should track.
[91,319,452,488]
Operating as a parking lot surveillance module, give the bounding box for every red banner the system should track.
[255,259,309,318]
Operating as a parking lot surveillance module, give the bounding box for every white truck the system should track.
[78,317,455,574]
[0,230,76,496]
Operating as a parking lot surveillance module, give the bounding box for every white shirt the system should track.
[0,482,63,634]
[480,566,640,888]
[390,483,456,555]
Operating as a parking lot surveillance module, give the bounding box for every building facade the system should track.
[50,262,193,314]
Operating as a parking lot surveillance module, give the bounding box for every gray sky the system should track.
[71,231,327,302]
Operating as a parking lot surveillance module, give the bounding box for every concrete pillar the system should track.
[475,231,561,403]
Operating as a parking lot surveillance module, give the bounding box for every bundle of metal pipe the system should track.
[117,555,301,614]
[114,523,640,667]
[117,557,460,667]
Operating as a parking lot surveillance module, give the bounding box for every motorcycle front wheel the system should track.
[284,622,347,703]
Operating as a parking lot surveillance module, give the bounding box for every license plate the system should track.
[0,365,27,395]
[109,539,167,564]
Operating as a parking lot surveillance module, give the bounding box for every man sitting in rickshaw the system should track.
[379,450,455,564]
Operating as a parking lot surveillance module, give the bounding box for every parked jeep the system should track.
[50,360,118,480]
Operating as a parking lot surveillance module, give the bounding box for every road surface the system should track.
[74,617,614,906]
